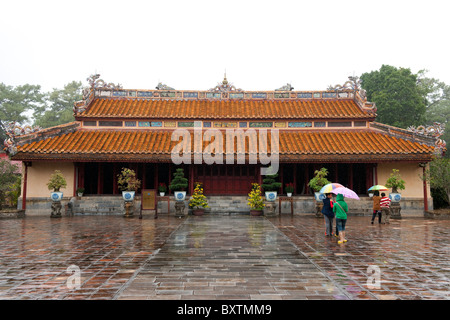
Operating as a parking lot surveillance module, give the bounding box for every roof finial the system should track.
[223,69,228,85]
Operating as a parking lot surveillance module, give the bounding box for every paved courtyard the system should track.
[0,214,448,300]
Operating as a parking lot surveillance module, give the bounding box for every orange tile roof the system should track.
[14,129,434,162]
[76,98,373,120]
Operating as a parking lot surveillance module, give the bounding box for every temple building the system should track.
[5,74,443,216]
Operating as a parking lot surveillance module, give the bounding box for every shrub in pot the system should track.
[47,170,67,201]
[169,168,188,201]
[117,168,141,202]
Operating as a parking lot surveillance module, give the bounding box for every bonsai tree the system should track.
[158,182,167,193]
[308,167,331,192]
[117,168,141,192]
[169,168,188,192]
[76,187,85,195]
[47,170,67,192]
[285,183,294,194]
[261,173,282,192]
[189,182,209,209]
[247,183,265,210]
[385,168,405,193]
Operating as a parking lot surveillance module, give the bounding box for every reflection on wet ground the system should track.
[0,214,448,300]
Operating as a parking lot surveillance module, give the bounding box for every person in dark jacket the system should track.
[322,193,335,236]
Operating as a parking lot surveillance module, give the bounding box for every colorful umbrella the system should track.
[319,183,344,194]
[331,186,360,200]
[368,185,389,191]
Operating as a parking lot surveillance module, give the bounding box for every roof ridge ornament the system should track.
[328,76,367,103]
[275,83,294,91]
[407,122,447,155]
[87,74,122,91]
[156,82,175,90]
[209,73,242,92]
[1,121,42,155]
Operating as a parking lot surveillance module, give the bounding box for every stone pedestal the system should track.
[175,201,186,218]
[124,201,134,218]
[390,202,402,219]
[263,201,277,217]
[315,201,323,218]
[51,201,62,218]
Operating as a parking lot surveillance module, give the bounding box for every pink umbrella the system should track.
[331,186,360,200]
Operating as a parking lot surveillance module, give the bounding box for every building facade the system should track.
[6,75,440,216]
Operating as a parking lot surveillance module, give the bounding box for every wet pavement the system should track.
[0,214,449,300]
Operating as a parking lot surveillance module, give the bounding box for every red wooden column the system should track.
[280,164,284,194]
[366,164,373,191]
[293,163,297,195]
[422,164,428,211]
[113,163,118,194]
[97,163,103,195]
[22,162,29,210]
[73,163,77,197]
[349,163,353,190]
[305,164,309,194]
[189,165,194,195]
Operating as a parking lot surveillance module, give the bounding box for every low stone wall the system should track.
[18,195,431,217]
[0,209,25,218]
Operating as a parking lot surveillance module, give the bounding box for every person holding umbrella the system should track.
[368,185,388,225]
[333,193,349,244]
[371,190,382,224]
[321,193,335,237]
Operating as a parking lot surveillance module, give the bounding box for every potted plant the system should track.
[386,169,405,202]
[158,183,167,196]
[47,170,67,201]
[247,183,265,216]
[169,167,188,201]
[308,168,331,201]
[117,167,141,202]
[76,187,85,197]
[189,182,208,215]
[261,172,282,201]
[285,183,294,197]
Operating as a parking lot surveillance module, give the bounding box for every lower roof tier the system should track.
[13,129,434,162]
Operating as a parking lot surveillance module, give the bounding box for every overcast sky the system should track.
[1,0,449,93]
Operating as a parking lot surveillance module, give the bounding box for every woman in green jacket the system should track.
[333,193,349,244]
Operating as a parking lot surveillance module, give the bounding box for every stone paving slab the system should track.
[116,216,347,300]
[269,216,450,300]
[0,214,449,300]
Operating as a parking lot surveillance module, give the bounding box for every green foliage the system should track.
[423,156,450,206]
[189,183,209,209]
[169,168,188,191]
[418,73,450,158]
[117,168,141,192]
[261,173,282,191]
[33,81,82,128]
[360,65,426,128]
[76,187,85,194]
[6,176,21,208]
[47,170,67,192]
[0,83,45,141]
[0,159,20,209]
[308,168,331,192]
[158,183,167,192]
[285,183,294,193]
[385,169,406,193]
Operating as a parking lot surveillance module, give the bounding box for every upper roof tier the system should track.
[73,74,377,120]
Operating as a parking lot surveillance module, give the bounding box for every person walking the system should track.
[333,193,349,244]
[322,193,335,236]
[380,192,391,224]
[371,190,382,224]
